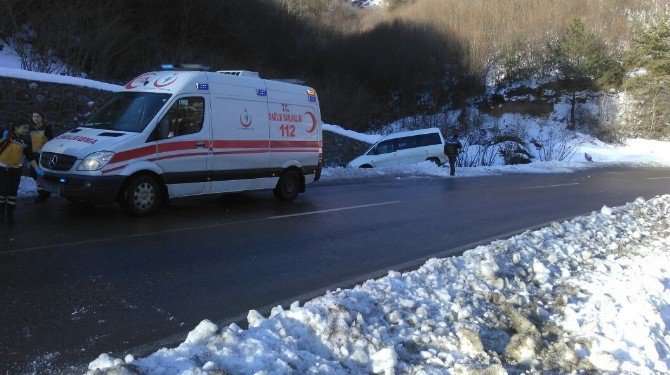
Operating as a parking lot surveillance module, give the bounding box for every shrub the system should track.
[622,14,670,139]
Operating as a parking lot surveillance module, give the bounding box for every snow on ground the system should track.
[89,195,670,375]
[321,160,586,182]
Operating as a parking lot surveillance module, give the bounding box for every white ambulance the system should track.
[39,69,323,216]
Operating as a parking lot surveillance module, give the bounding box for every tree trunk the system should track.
[568,91,577,130]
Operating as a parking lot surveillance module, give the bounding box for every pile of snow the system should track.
[89,195,670,374]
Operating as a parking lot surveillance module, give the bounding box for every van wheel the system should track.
[427,157,442,166]
[274,170,300,201]
[122,175,161,216]
[360,164,373,169]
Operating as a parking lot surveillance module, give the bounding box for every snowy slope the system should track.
[0,67,121,92]
[89,195,670,375]
[323,123,382,144]
[0,41,121,91]
[0,42,22,69]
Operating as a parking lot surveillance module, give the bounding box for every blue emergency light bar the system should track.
[257,89,267,96]
[160,63,210,71]
[196,83,209,90]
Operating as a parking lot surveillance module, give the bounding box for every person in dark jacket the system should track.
[0,122,44,225]
[30,112,53,202]
[444,134,463,176]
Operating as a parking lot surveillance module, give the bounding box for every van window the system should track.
[369,140,395,155]
[418,133,442,146]
[85,92,171,133]
[157,97,205,139]
[395,136,417,151]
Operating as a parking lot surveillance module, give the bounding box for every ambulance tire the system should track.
[274,170,300,202]
[122,175,161,216]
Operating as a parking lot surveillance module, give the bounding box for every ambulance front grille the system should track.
[40,152,77,171]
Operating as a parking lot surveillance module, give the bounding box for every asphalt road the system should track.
[1,166,670,374]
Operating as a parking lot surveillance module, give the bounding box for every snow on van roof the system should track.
[381,127,442,140]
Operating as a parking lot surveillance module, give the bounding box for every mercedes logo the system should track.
[49,154,59,169]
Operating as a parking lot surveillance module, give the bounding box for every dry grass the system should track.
[379,0,659,73]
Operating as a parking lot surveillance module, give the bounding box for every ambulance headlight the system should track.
[78,151,115,171]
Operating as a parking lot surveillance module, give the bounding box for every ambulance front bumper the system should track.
[41,173,124,203]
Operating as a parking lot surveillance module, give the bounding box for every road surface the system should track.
[1,166,669,374]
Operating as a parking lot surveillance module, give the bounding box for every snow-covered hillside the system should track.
[89,195,670,374]
[0,41,121,91]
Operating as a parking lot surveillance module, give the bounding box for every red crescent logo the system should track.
[154,73,179,88]
[125,73,156,89]
[240,109,253,128]
[305,111,318,133]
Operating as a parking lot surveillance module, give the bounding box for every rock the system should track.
[540,342,579,372]
[503,304,539,335]
[457,327,484,355]
[505,333,540,365]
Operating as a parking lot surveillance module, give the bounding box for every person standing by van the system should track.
[29,112,52,202]
[444,134,462,176]
[0,122,44,225]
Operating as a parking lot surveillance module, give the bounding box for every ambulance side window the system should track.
[158,97,205,139]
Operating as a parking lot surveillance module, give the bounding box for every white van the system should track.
[347,128,446,168]
[39,69,323,215]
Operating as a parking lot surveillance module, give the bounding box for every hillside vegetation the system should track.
[0,0,667,137]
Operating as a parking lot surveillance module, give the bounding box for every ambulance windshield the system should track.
[85,92,171,132]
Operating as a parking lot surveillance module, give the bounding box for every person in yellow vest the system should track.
[30,112,53,202]
[0,122,44,225]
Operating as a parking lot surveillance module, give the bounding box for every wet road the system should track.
[1,166,670,374]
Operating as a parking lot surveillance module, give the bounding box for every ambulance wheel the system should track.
[122,175,160,216]
[274,170,300,201]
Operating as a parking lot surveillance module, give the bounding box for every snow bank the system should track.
[89,195,670,375]
[323,123,382,144]
[579,138,670,164]
[321,160,587,182]
[0,67,121,92]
